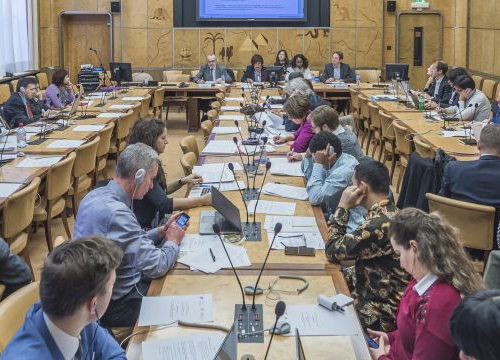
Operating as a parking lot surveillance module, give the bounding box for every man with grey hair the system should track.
[193,53,232,84]
[74,143,187,328]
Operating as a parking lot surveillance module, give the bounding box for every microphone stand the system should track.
[233,135,257,173]
[460,103,478,145]
[90,48,115,97]
[264,301,286,360]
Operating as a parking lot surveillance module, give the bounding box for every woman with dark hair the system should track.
[45,69,75,109]
[274,49,289,69]
[368,208,483,360]
[128,118,211,228]
[286,54,313,81]
[241,54,266,83]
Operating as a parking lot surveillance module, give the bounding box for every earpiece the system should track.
[19,87,25,93]
[134,168,146,185]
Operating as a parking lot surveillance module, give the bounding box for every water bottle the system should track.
[356,73,361,87]
[418,95,425,111]
[17,123,27,148]
[259,142,267,164]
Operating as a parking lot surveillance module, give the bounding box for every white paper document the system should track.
[192,165,235,183]
[0,183,23,197]
[211,126,241,135]
[122,96,144,101]
[269,104,284,109]
[224,97,245,102]
[72,125,105,132]
[194,162,242,172]
[188,181,245,198]
[138,294,214,326]
[239,144,275,155]
[218,114,244,121]
[0,136,18,151]
[16,156,63,168]
[0,153,17,161]
[264,216,319,233]
[142,333,225,360]
[261,95,283,101]
[269,231,325,250]
[269,158,304,177]
[86,93,107,99]
[281,304,359,336]
[221,105,241,111]
[248,200,296,215]
[441,130,470,137]
[97,112,123,118]
[179,234,220,252]
[262,183,308,200]
[47,140,86,148]
[109,104,135,109]
[201,140,237,155]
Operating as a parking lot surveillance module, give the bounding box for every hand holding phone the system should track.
[175,212,190,227]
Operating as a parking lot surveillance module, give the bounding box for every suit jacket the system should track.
[320,63,356,83]
[192,64,232,83]
[241,65,268,82]
[2,92,35,128]
[29,97,49,121]
[440,91,459,108]
[426,76,453,104]
[2,302,126,359]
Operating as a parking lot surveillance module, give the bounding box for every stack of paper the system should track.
[225,97,245,102]
[192,163,241,183]
[121,96,144,101]
[179,234,220,252]
[264,215,319,233]
[248,200,296,215]
[262,183,308,200]
[201,140,237,155]
[72,125,105,132]
[0,183,23,197]
[239,144,275,155]
[0,136,18,151]
[16,156,63,168]
[188,181,246,198]
[269,158,304,177]
[97,112,123,118]
[47,140,86,149]
[211,126,241,135]
[142,333,225,360]
[218,114,244,121]
[441,130,470,137]
[109,104,135,109]
[268,231,325,250]
[269,104,284,109]
[221,105,241,111]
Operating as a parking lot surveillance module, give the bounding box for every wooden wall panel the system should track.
[173,29,199,68]
[356,28,382,67]
[330,0,356,28]
[148,0,173,29]
[303,29,330,68]
[225,29,251,68]
[254,29,278,66]
[356,0,383,28]
[148,29,173,67]
[331,28,356,65]
[201,29,226,60]
[120,0,147,28]
[39,28,52,68]
[277,29,304,61]
[122,29,148,67]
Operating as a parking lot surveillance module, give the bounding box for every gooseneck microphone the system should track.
[252,161,272,225]
[251,136,268,177]
[232,138,251,184]
[213,224,246,311]
[251,222,282,310]
[264,300,286,360]
[228,162,250,225]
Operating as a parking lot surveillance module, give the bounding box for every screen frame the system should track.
[196,0,308,22]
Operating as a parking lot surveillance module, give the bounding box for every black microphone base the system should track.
[235,304,264,343]
[95,103,106,107]
[242,188,259,201]
[54,125,70,131]
[244,163,258,173]
[108,95,118,100]
[458,137,477,146]
[242,222,262,242]
[76,114,97,119]
[29,138,47,145]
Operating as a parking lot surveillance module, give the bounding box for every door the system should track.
[396,12,442,89]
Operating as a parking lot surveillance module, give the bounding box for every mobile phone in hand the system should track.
[365,334,379,349]
[175,213,190,227]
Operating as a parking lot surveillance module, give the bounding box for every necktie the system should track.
[26,101,33,119]
[212,69,216,81]
[256,71,261,82]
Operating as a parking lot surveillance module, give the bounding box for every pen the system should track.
[209,248,216,262]
[332,301,345,313]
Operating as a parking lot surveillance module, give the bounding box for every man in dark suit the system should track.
[241,54,268,83]
[192,53,232,84]
[427,67,468,109]
[320,51,356,83]
[29,80,49,121]
[419,61,453,105]
[3,77,38,128]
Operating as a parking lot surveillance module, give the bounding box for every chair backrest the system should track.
[36,73,49,90]
[472,75,483,90]
[413,135,434,159]
[0,282,40,351]
[358,95,370,121]
[426,193,496,250]
[393,120,412,157]
[116,111,134,141]
[167,74,190,82]
[310,70,320,77]
[232,70,238,83]
[45,152,76,201]
[348,88,359,112]
[139,94,152,118]
[162,70,183,82]
[0,84,12,104]
[481,80,496,100]
[10,80,18,93]
[367,102,381,129]
[73,136,100,178]
[207,109,219,122]
[210,101,221,111]
[1,177,41,239]
[180,135,199,158]
[96,123,115,157]
[358,69,380,83]
[201,120,214,141]
[215,92,225,102]
[180,152,198,176]
[190,70,199,77]
[379,110,395,141]
[152,87,166,108]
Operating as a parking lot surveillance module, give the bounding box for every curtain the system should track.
[0,0,34,77]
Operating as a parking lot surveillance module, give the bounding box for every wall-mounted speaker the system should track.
[387,1,397,12]
[111,1,121,13]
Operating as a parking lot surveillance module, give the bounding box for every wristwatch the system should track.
[178,177,185,185]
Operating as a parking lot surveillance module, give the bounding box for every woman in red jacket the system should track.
[368,208,483,360]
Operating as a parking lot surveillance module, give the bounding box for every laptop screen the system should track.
[210,186,242,232]
[213,321,237,360]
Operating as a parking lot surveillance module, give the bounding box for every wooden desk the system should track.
[0,157,46,207]
[126,269,371,360]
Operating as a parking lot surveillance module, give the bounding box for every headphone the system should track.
[244,275,309,295]
[134,168,146,185]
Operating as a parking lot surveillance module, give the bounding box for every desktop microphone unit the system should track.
[459,103,479,146]
[233,135,258,174]
[264,300,286,360]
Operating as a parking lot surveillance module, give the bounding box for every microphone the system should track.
[233,135,255,173]
[228,162,250,225]
[252,160,271,225]
[264,300,286,360]
[212,224,246,311]
[252,137,268,188]
[251,222,282,310]
[460,103,478,145]
[457,103,473,130]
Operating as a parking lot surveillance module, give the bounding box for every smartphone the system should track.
[175,213,190,227]
[365,334,379,349]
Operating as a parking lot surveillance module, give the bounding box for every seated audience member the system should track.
[440,75,490,122]
[450,289,500,360]
[416,60,453,105]
[289,105,363,161]
[241,54,267,83]
[128,118,210,228]
[286,54,313,81]
[193,53,232,84]
[428,67,468,109]
[2,237,126,359]
[369,208,483,360]
[274,49,289,70]
[74,143,187,327]
[300,131,365,232]
[272,94,314,153]
[0,237,31,300]
[3,77,38,128]
[320,51,356,83]
[285,78,331,110]
[30,79,49,121]
[326,160,408,331]
[45,69,75,109]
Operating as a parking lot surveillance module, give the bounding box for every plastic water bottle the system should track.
[356,73,361,87]
[418,95,425,111]
[17,123,27,148]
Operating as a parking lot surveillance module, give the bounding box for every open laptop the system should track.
[213,321,237,360]
[199,186,242,235]
[296,328,306,360]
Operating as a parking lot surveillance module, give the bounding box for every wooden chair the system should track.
[128,104,141,129]
[215,92,225,103]
[201,120,213,141]
[53,235,67,248]
[348,88,361,136]
[69,136,100,215]
[109,111,134,159]
[357,94,371,152]
[426,193,496,269]
[33,153,76,252]
[310,70,320,77]
[167,74,190,82]
[358,69,380,83]
[210,101,221,112]
[10,79,18,93]
[379,111,397,183]
[94,123,115,183]
[368,102,383,159]
[413,136,435,159]
[180,135,200,159]
[0,84,11,104]
[139,94,152,118]
[162,70,183,82]
[190,70,199,77]
[481,80,496,101]
[36,72,49,90]
[1,177,41,279]
[207,109,219,122]
[393,121,413,192]
[0,282,39,352]
[180,152,198,176]
[0,285,4,300]
[472,75,483,91]
[151,87,166,119]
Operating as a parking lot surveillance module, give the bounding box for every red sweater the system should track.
[378,278,461,360]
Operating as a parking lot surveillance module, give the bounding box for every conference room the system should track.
[1,0,500,359]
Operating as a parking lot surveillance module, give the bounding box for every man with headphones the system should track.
[2,236,126,359]
[2,76,38,128]
[74,143,188,328]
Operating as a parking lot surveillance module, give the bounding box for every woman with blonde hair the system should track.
[368,207,483,360]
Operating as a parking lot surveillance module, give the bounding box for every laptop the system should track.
[199,186,242,235]
[296,328,306,360]
[213,321,237,360]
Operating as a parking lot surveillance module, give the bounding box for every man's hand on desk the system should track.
[183,173,203,186]
[425,101,437,110]
[197,79,205,84]
[325,78,335,84]
[200,193,211,206]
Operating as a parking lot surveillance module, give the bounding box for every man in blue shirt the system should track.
[2,236,126,359]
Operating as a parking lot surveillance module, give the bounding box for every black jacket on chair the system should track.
[241,65,268,82]
[320,63,356,83]
[425,75,453,104]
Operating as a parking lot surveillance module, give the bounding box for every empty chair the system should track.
[393,120,413,192]
[10,79,18,93]
[379,111,397,183]
[139,94,152,118]
[472,75,483,91]
[0,84,11,104]
[413,136,435,159]
[210,101,221,112]
[151,87,166,119]
[368,102,383,159]
[310,70,320,77]
[481,80,496,101]
[167,74,190,82]
[36,72,49,90]
[162,70,183,82]
[207,109,219,122]
[109,111,134,159]
[215,92,225,103]
[94,123,115,183]
[180,152,198,176]
[357,94,371,152]
[358,69,380,83]
[201,120,214,141]
[180,135,200,159]
[348,88,361,136]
